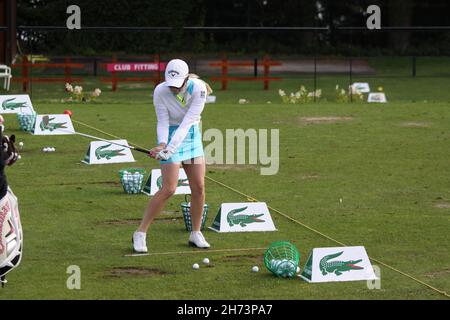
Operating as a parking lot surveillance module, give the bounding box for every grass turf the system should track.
[0,65,449,299]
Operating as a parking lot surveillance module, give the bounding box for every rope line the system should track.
[72,119,149,150]
[125,247,267,257]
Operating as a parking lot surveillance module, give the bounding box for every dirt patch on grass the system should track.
[161,210,181,214]
[298,116,353,125]
[100,218,141,225]
[400,121,431,128]
[425,269,450,278]
[108,266,171,277]
[155,216,183,222]
[300,174,320,180]
[207,164,259,172]
[434,203,450,209]
[56,181,120,186]
[100,215,182,225]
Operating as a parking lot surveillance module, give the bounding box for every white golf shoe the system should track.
[132,231,148,253]
[188,231,210,249]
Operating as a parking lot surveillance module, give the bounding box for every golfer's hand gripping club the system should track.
[155,148,174,161]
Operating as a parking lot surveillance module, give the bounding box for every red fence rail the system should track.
[209,55,282,90]
[12,56,84,92]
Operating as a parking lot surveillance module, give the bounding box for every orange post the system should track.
[22,55,29,92]
[263,55,269,90]
[112,55,117,92]
[65,57,72,84]
[222,54,228,90]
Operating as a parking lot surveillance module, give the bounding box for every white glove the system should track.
[155,149,174,161]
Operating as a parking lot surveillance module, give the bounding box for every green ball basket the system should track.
[118,168,146,194]
[264,241,300,278]
[181,195,209,231]
[16,112,37,132]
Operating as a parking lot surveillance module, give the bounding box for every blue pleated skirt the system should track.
[160,124,204,164]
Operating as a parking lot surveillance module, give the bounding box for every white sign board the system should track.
[209,202,276,233]
[142,168,191,196]
[206,95,216,104]
[82,140,135,164]
[368,93,387,103]
[32,114,75,135]
[0,95,35,114]
[300,246,378,283]
[351,82,370,93]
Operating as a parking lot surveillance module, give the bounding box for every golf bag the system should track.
[0,126,22,287]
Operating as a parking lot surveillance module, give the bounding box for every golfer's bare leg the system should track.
[137,163,180,232]
[182,157,206,232]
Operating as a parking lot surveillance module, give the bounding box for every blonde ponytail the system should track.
[189,73,213,96]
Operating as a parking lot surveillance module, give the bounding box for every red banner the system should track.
[107,62,166,72]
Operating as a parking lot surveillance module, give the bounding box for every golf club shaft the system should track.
[71,119,148,151]
[72,131,150,154]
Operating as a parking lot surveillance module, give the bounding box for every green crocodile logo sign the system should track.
[95,144,126,160]
[156,175,189,190]
[226,206,265,227]
[2,98,30,110]
[319,251,363,276]
[39,115,67,132]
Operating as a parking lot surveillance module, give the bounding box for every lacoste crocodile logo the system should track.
[2,98,29,110]
[227,206,265,227]
[319,251,364,276]
[39,115,67,131]
[95,144,126,160]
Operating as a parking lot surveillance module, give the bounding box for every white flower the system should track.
[238,98,248,104]
[65,83,74,93]
[92,88,102,97]
[336,85,339,90]
[278,89,286,96]
[74,86,83,95]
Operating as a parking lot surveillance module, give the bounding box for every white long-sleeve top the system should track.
[153,78,207,153]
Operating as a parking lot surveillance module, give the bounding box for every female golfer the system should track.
[133,59,211,252]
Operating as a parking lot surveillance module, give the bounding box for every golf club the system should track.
[62,129,150,154]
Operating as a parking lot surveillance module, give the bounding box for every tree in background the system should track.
[15,0,450,55]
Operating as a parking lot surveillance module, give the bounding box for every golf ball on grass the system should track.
[202,258,210,265]
[252,266,259,273]
[192,263,200,270]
